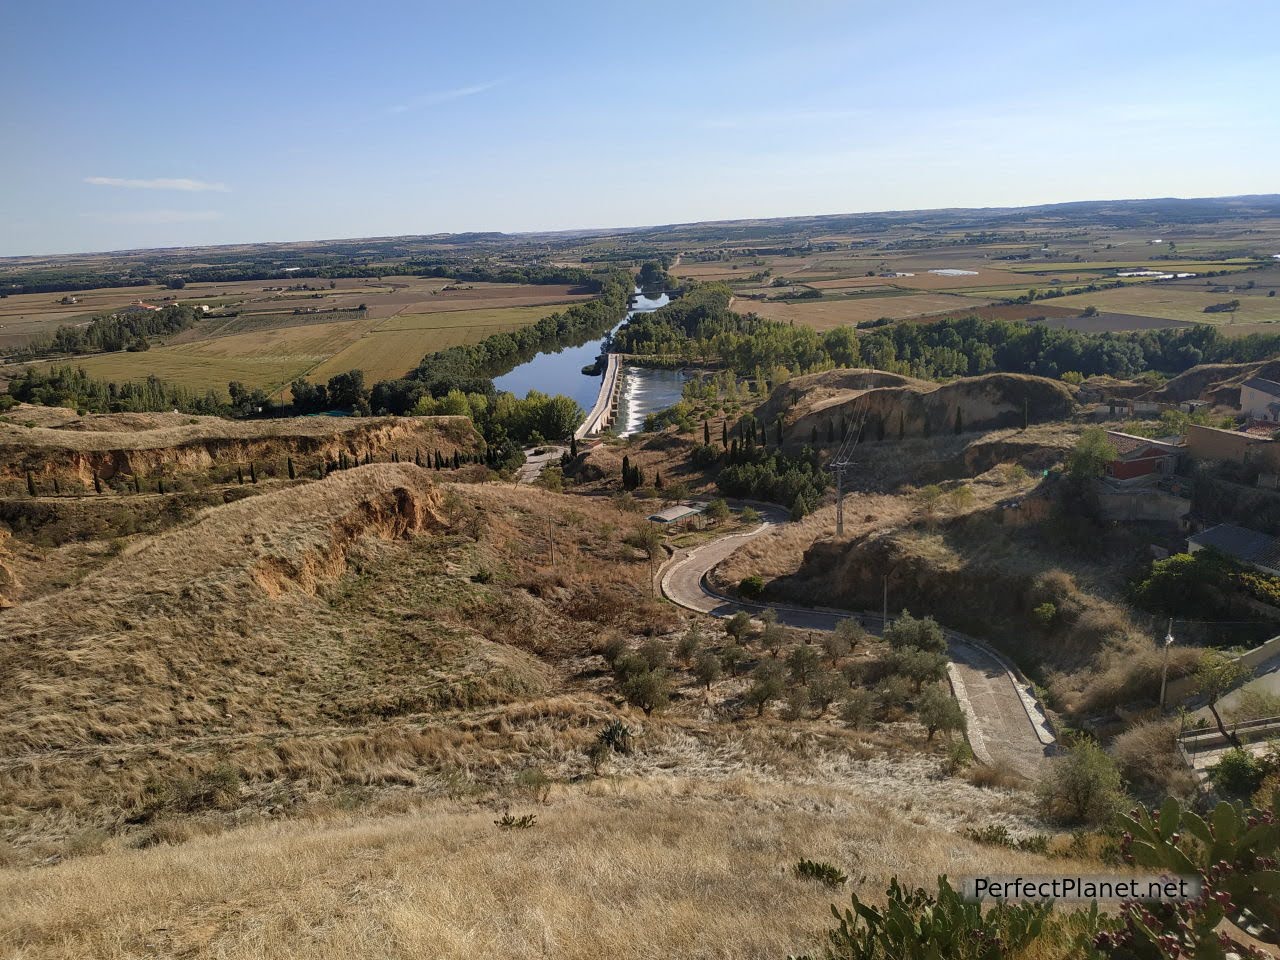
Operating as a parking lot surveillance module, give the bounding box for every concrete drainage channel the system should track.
[657,514,1055,779]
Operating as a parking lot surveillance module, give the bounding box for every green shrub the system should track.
[1208,747,1270,799]
[494,813,537,830]
[740,574,766,598]
[794,858,847,888]
[514,768,552,803]
[963,824,1050,855]
[840,690,875,729]
[882,612,946,654]
[814,876,1054,960]
[598,719,633,754]
[1036,734,1127,827]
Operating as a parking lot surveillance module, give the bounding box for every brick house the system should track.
[1103,431,1182,483]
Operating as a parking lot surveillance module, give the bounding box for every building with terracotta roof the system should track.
[1102,430,1182,483]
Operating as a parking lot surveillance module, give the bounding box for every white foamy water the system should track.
[615,365,688,437]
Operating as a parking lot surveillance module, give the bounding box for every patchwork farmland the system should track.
[6,278,593,398]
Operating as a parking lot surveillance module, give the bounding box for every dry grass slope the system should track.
[0,774,1094,960]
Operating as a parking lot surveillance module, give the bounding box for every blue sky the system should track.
[2,0,1277,256]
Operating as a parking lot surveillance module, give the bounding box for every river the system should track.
[492,289,686,436]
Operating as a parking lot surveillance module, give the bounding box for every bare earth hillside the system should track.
[0,405,479,491]
[760,368,1077,446]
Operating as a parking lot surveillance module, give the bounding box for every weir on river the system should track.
[492,289,684,440]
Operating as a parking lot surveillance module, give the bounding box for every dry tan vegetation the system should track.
[0,405,479,490]
[0,465,689,856]
[0,772,1092,960]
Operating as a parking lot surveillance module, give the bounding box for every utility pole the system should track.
[1159,619,1174,710]
[827,402,869,539]
[834,467,845,537]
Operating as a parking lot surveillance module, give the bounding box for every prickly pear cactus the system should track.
[1101,796,1280,957]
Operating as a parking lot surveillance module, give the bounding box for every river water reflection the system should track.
[491,289,685,432]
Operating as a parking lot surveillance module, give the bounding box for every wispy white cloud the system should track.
[387,81,500,114]
[81,209,226,225]
[84,176,230,193]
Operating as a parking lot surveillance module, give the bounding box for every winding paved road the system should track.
[659,508,1054,778]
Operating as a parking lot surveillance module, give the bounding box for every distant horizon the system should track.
[5,0,1277,258]
[6,191,1280,262]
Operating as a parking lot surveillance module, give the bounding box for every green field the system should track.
[63,303,567,398]
[309,305,566,383]
[1044,285,1280,325]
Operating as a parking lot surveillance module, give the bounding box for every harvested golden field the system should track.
[1043,284,1280,325]
[734,292,994,329]
[308,304,569,383]
[0,772,1089,960]
[70,316,382,394]
[1,279,597,396]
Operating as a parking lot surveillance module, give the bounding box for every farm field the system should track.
[13,283,586,398]
[309,304,569,383]
[1042,285,1280,326]
[70,317,383,396]
[0,277,593,354]
[734,292,993,329]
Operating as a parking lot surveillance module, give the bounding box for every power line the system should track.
[827,400,869,537]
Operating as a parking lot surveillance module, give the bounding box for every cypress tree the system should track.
[634,466,645,488]
[157,477,165,494]
[392,450,399,463]
[452,451,460,469]
[414,447,422,467]
[250,462,258,484]
[570,436,578,459]
[133,474,141,494]
[237,465,245,485]
[52,476,60,496]
[655,470,664,490]
[622,454,631,482]
[721,420,728,446]
[827,419,835,444]
[287,456,295,480]
[703,419,711,445]
[775,416,784,446]
[954,407,963,435]
[93,472,102,494]
[26,471,36,497]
